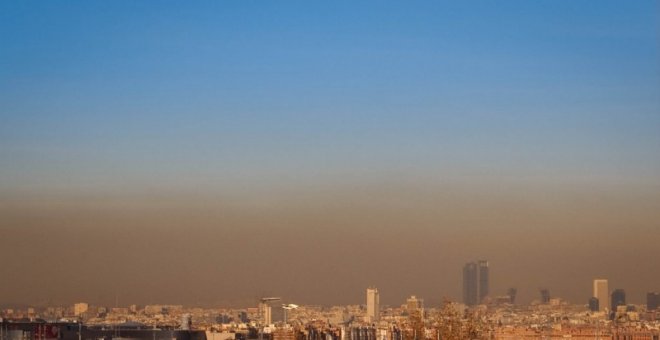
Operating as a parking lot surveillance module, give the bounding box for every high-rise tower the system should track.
[263,305,272,325]
[366,287,380,322]
[463,262,478,306]
[507,288,517,304]
[478,260,489,302]
[463,260,490,306]
[593,279,609,312]
[540,289,551,304]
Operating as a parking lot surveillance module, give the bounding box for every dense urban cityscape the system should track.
[2,262,659,339]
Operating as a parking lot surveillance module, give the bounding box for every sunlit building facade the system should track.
[366,287,379,322]
[593,279,609,312]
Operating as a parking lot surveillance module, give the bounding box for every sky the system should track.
[1,1,659,308]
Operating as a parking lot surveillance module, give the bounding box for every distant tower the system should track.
[406,295,424,314]
[478,260,489,302]
[593,279,609,312]
[611,289,626,312]
[507,288,517,304]
[588,297,599,312]
[540,289,550,304]
[366,287,380,322]
[463,260,490,306]
[647,292,659,311]
[463,262,478,306]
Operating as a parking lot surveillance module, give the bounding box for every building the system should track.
[593,279,609,312]
[263,304,272,325]
[463,262,478,306]
[406,295,424,314]
[507,288,517,304]
[181,314,192,330]
[463,260,489,306]
[588,297,599,312]
[647,292,659,311]
[0,320,206,340]
[366,287,380,322]
[73,302,88,316]
[144,304,183,315]
[271,328,295,340]
[540,289,550,304]
[238,311,249,323]
[611,289,626,312]
[346,326,377,340]
[478,260,489,302]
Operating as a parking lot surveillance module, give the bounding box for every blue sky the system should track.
[1,1,659,195]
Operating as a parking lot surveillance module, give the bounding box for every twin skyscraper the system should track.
[463,260,489,306]
[367,260,489,312]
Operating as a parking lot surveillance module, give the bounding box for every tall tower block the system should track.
[478,260,489,302]
[366,287,380,322]
[593,279,609,312]
[463,262,478,306]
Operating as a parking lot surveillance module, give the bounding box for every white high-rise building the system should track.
[263,305,272,325]
[593,279,609,312]
[366,287,380,322]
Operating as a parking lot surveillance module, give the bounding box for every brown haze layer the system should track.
[1,179,659,308]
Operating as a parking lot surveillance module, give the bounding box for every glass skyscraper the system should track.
[463,260,489,306]
[478,260,489,302]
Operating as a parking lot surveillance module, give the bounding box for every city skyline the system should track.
[0,262,654,309]
[1,1,659,309]
[2,281,657,310]
[3,289,660,340]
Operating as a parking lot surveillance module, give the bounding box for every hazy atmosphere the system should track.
[1,1,659,309]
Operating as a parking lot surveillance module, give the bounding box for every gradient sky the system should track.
[1,1,659,308]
